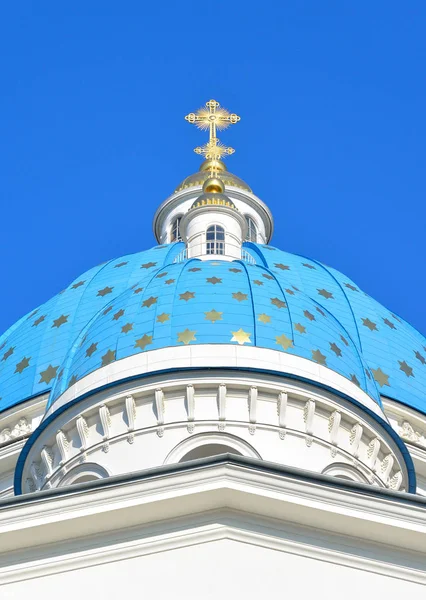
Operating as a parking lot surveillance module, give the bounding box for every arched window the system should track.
[171,217,182,242]
[245,216,257,242]
[206,225,225,255]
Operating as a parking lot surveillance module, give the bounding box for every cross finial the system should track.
[185,99,240,163]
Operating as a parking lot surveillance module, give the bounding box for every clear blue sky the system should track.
[1,2,425,336]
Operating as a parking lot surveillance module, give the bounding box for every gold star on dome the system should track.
[115,262,128,268]
[229,268,242,273]
[274,263,290,271]
[231,329,251,345]
[141,262,157,269]
[103,306,113,315]
[207,277,222,285]
[304,310,315,321]
[113,309,125,321]
[157,313,170,323]
[345,283,359,292]
[15,356,30,374]
[97,286,113,297]
[362,318,378,332]
[276,334,293,350]
[180,291,195,301]
[258,313,271,324]
[71,280,85,289]
[330,342,342,357]
[399,360,414,378]
[134,287,144,294]
[262,273,274,280]
[68,374,78,388]
[371,367,390,387]
[295,323,306,334]
[165,279,175,285]
[303,263,316,270]
[188,267,201,272]
[205,309,223,323]
[101,349,116,367]
[340,335,349,347]
[52,314,68,328]
[414,350,426,365]
[143,296,158,308]
[312,349,327,366]
[232,292,248,302]
[135,334,153,351]
[350,374,361,387]
[39,364,58,384]
[316,307,326,317]
[383,318,396,330]
[156,272,167,278]
[253,280,263,286]
[271,297,286,309]
[33,315,45,327]
[121,323,133,334]
[285,288,294,295]
[177,329,196,345]
[86,343,98,357]
[318,289,333,300]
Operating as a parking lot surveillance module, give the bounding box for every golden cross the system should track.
[185,99,240,141]
[185,99,240,163]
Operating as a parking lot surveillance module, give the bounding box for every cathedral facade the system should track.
[1,101,426,596]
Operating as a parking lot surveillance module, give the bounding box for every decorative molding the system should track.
[381,454,394,481]
[0,417,31,445]
[349,423,363,459]
[99,405,111,453]
[19,377,409,494]
[367,438,380,470]
[155,388,165,437]
[304,399,315,447]
[217,384,226,431]
[186,384,195,433]
[248,386,257,435]
[76,416,89,451]
[399,420,426,446]
[56,430,70,464]
[125,395,137,444]
[41,446,54,476]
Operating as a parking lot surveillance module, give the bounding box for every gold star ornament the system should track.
[276,334,293,350]
[205,309,223,323]
[180,291,195,301]
[135,334,153,351]
[177,329,197,345]
[39,364,59,384]
[101,349,116,366]
[231,329,251,345]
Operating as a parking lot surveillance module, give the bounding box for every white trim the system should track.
[164,432,262,464]
[1,462,426,584]
[47,345,384,419]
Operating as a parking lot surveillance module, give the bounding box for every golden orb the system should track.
[203,177,225,194]
[199,159,226,172]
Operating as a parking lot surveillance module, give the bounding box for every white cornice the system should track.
[1,457,426,585]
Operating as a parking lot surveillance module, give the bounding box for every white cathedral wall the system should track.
[21,367,409,494]
[1,462,426,594]
[3,537,424,599]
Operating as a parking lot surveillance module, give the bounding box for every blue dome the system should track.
[2,242,426,414]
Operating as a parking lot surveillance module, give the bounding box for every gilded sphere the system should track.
[203,177,225,194]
